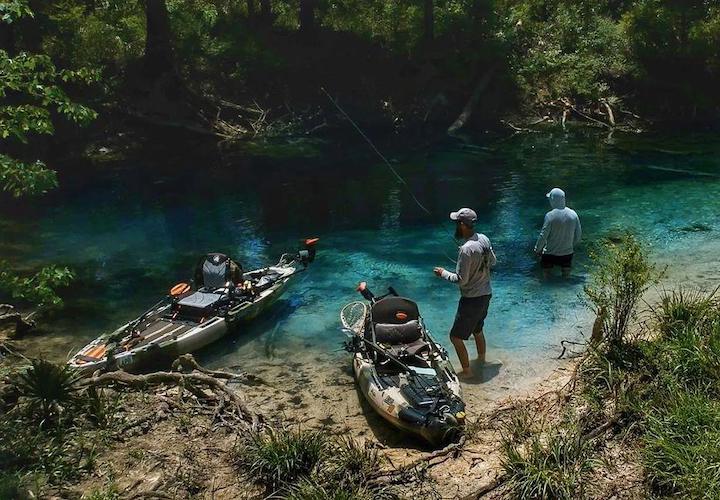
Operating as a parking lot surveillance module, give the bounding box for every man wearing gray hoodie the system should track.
[534,188,581,278]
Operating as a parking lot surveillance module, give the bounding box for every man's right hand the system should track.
[433,267,445,277]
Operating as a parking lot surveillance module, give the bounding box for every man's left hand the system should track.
[433,267,445,277]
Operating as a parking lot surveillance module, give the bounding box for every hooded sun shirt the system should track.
[534,188,582,257]
[441,233,497,297]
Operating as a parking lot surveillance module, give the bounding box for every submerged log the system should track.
[447,66,497,135]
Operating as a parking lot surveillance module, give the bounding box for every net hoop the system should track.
[340,301,368,334]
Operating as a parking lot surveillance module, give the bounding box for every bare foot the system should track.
[457,369,474,379]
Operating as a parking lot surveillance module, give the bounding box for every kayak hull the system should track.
[352,345,464,446]
[69,266,294,374]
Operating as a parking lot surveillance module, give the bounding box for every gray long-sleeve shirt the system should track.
[441,233,496,297]
[534,190,581,256]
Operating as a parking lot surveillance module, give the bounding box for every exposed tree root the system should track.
[82,364,261,429]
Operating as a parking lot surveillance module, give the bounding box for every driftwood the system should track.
[83,366,261,429]
[0,304,35,337]
[601,99,616,127]
[447,66,497,135]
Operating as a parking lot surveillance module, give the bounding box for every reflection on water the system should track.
[2,130,720,398]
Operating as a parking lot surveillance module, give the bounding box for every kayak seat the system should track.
[370,297,420,324]
[387,338,431,358]
[374,320,422,344]
[177,291,226,310]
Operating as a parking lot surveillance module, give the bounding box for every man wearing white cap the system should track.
[434,208,496,378]
[534,188,581,278]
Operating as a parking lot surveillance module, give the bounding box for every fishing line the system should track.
[320,87,460,262]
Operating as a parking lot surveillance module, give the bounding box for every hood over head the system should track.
[546,188,566,209]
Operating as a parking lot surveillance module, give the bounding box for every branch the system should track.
[82,368,260,428]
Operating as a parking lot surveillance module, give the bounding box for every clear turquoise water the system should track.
[2,130,720,394]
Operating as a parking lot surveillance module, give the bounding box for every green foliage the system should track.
[647,288,720,393]
[0,1,97,198]
[643,391,720,498]
[584,233,658,346]
[322,437,383,491]
[40,1,145,71]
[622,0,720,112]
[0,0,31,23]
[0,262,73,311]
[499,0,632,105]
[0,156,57,197]
[501,425,594,500]
[579,275,720,498]
[235,430,399,499]
[13,358,82,424]
[0,361,115,490]
[83,484,121,500]
[283,477,378,500]
[234,427,329,491]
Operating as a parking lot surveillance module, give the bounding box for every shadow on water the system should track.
[195,296,302,366]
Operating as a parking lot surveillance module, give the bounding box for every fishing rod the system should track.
[320,87,460,259]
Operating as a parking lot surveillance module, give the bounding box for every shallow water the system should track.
[3,129,720,398]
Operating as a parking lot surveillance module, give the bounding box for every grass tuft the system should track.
[643,391,720,498]
[501,425,594,500]
[234,427,329,491]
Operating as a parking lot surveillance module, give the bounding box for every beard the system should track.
[455,225,463,239]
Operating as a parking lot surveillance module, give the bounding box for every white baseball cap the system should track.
[449,208,477,226]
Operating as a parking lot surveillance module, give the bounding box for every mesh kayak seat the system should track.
[177,291,226,309]
[370,297,420,324]
[369,296,426,349]
[374,320,422,344]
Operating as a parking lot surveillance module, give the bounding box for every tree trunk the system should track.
[260,0,272,22]
[423,0,434,42]
[447,65,497,134]
[299,0,316,36]
[0,22,14,53]
[247,0,256,18]
[144,0,175,78]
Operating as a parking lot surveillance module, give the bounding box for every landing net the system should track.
[340,301,367,333]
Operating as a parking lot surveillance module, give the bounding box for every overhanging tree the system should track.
[0,0,94,319]
[0,1,97,197]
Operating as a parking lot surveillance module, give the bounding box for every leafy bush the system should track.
[584,234,658,346]
[0,263,74,312]
[501,425,594,500]
[498,0,632,106]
